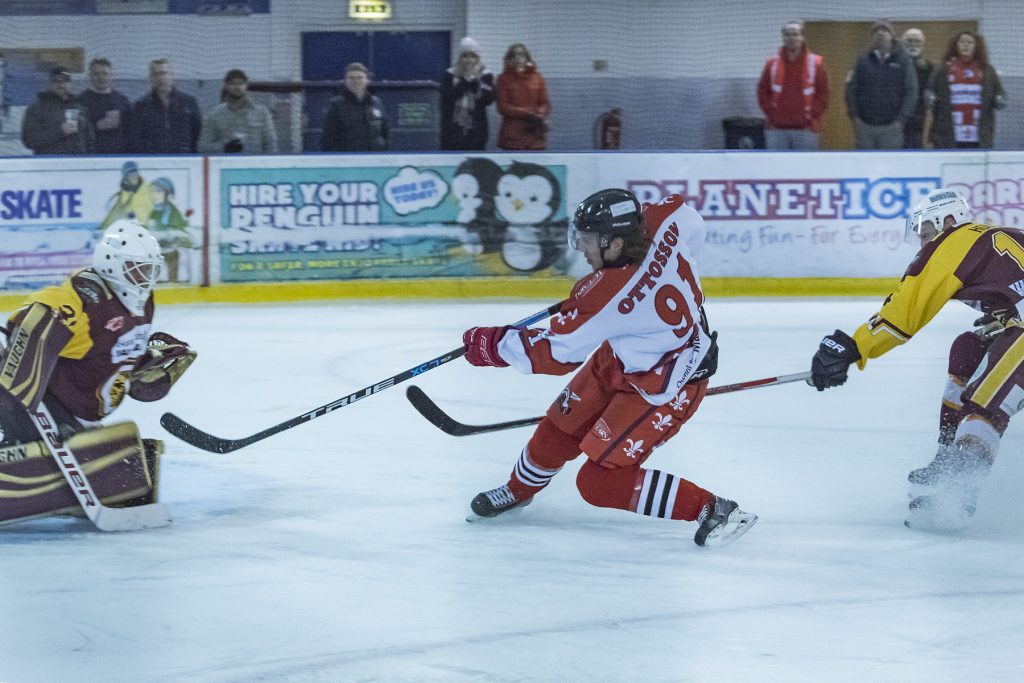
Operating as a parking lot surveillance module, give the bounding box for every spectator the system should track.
[198,69,277,154]
[495,43,550,150]
[21,67,95,155]
[926,31,1006,149]
[320,62,388,152]
[845,20,917,149]
[101,161,153,230]
[757,20,829,150]
[131,58,202,154]
[78,58,132,154]
[900,28,935,149]
[440,37,495,151]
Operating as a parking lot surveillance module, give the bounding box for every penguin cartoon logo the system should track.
[494,162,564,272]
[451,158,506,254]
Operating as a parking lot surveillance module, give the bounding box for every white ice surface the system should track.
[3,298,1024,682]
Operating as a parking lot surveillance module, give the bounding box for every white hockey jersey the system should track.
[498,194,712,405]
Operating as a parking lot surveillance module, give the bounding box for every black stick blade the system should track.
[160,412,244,453]
[405,386,541,437]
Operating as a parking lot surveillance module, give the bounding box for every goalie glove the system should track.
[128,332,197,402]
[810,329,860,391]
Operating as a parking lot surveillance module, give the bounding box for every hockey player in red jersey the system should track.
[0,219,196,525]
[810,187,1024,530]
[461,189,757,548]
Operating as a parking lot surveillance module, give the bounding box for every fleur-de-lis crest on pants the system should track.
[670,393,691,411]
[651,412,673,432]
[623,438,645,460]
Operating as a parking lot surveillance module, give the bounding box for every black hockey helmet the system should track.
[568,188,642,250]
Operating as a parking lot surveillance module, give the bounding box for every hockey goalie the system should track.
[0,219,196,527]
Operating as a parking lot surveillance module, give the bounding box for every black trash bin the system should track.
[722,117,765,149]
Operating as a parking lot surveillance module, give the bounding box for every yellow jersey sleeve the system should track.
[26,280,94,360]
[852,227,986,369]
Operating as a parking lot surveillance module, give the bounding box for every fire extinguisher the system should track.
[595,108,622,150]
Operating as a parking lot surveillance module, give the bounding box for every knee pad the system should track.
[526,417,582,471]
[575,460,635,510]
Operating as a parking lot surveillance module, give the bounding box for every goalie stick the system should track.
[160,301,565,453]
[29,402,171,531]
[406,371,814,437]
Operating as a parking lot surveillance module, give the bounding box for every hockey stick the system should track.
[406,371,814,437]
[160,302,565,453]
[29,403,171,531]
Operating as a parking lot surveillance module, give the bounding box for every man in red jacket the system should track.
[757,21,830,150]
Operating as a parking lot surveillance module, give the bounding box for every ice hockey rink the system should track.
[3,297,1024,682]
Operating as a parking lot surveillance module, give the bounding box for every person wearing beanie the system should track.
[198,68,277,154]
[440,36,495,150]
[101,160,153,230]
[845,20,918,149]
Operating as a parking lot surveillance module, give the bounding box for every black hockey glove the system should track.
[689,330,719,383]
[810,329,860,391]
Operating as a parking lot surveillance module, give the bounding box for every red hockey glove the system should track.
[463,325,512,367]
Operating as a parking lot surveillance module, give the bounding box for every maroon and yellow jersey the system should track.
[853,222,1024,368]
[5,269,154,421]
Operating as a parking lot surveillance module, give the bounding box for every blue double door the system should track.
[302,31,451,151]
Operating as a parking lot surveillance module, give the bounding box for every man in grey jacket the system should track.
[21,68,95,155]
[198,69,277,154]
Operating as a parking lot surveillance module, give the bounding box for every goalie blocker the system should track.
[0,421,162,526]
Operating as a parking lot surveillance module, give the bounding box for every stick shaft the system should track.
[408,371,813,437]
[161,301,565,453]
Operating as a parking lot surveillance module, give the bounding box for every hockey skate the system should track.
[467,485,533,522]
[905,444,990,532]
[694,496,758,548]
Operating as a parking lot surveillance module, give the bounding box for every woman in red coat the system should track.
[495,43,551,150]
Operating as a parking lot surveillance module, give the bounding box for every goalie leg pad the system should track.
[0,422,160,526]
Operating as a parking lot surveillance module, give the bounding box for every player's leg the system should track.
[907,327,1024,530]
[467,356,615,520]
[0,418,162,526]
[909,330,991,485]
[573,380,756,547]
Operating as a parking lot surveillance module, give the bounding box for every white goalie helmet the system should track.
[92,219,164,316]
[905,188,972,242]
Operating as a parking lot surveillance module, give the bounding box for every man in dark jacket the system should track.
[845,20,918,149]
[131,58,202,154]
[21,67,95,155]
[320,62,389,152]
[79,58,132,154]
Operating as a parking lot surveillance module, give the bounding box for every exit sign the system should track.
[349,1,391,19]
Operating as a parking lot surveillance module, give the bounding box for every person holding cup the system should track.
[21,67,95,155]
[79,58,132,154]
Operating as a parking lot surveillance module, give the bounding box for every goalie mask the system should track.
[93,219,164,316]
[906,188,971,243]
[568,188,643,251]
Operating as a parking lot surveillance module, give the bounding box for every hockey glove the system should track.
[128,332,197,402]
[688,330,719,383]
[463,325,512,367]
[810,329,860,391]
